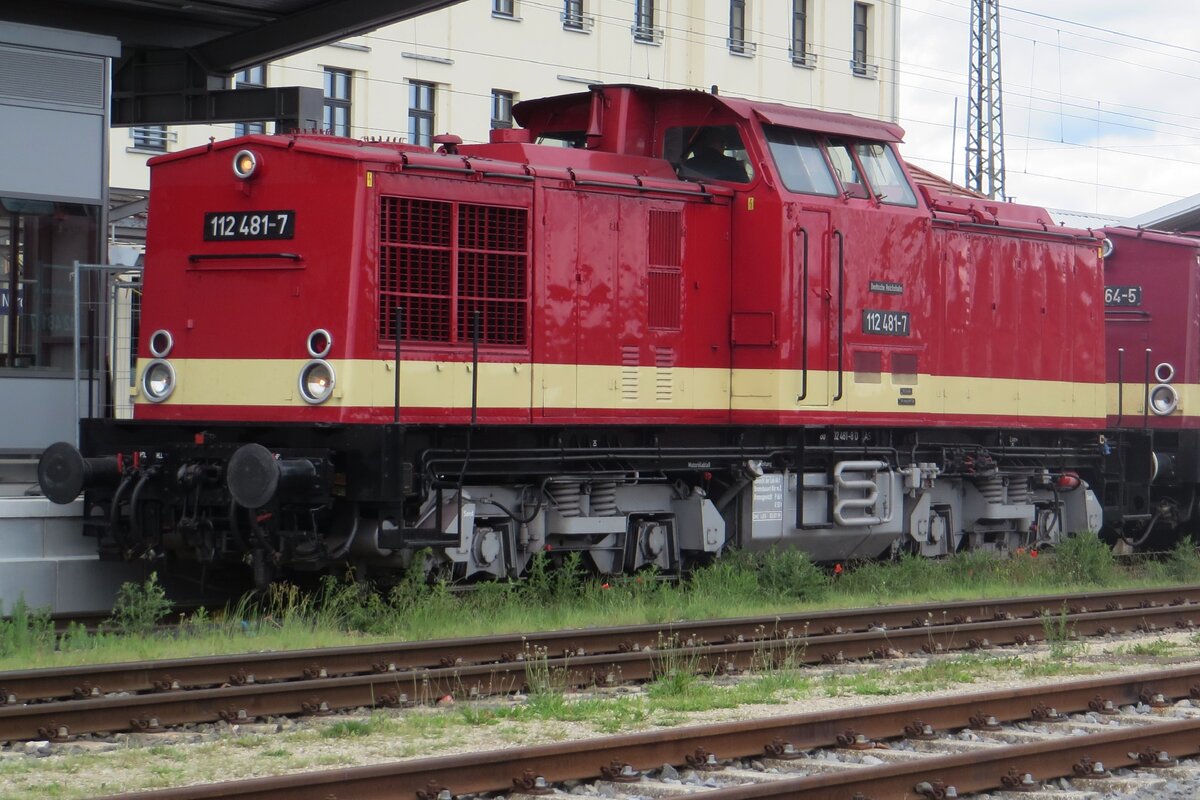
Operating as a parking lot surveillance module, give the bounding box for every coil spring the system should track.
[547,482,583,518]
[590,481,618,516]
[1009,469,1035,503]
[975,475,1005,505]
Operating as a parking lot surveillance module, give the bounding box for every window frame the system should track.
[323,67,352,137]
[491,89,515,130]
[791,0,811,66]
[633,0,659,43]
[852,2,870,76]
[729,0,747,54]
[563,0,585,29]
[492,0,515,17]
[409,80,436,148]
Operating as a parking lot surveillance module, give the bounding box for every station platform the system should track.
[0,461,143,615]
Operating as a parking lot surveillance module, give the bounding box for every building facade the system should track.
[109,0,900,192]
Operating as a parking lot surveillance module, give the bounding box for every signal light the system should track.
[233,149,258,179]
[1055,472,1081,491]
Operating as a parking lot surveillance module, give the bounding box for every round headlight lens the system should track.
[233,149,258,179]
[1150,384,1179,416]
[141,359,176,402]
[299,359,335,404]
[1155,362,1175,384]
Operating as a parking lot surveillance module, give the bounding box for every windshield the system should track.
[853,143,917,206]
[763,125,837,196]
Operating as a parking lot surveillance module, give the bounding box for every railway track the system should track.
[89,662,1200,799]
[2,586,1200,743]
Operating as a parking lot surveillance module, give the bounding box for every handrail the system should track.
[1143,348,1151,429]
[1116,347,1124,426]
[832,229,845,402]
[796,226,810,402]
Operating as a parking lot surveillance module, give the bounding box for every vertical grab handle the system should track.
[832,229,845,403]
[1143,347,1151,429]
[796,226,810,402]
[1116,347,1124,426]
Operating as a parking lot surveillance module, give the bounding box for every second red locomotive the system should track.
[40,84,1166,584]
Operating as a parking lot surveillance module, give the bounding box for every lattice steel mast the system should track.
[966,0,1006,199]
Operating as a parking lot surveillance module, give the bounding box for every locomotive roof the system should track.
[513,84,906,143]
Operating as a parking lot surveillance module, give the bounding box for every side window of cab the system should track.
[665,125,754,184]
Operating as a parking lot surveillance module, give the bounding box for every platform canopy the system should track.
[1,0,464,128]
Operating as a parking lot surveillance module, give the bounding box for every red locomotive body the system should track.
[40,85,1119,584]
[1099,226,1200,543]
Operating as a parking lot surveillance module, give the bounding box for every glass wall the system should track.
[0,198,100,371]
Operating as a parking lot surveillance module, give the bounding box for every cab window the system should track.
[826,142,870,199]
[665,125,753,184]
[854,143,917,206]
[763,125,837,196]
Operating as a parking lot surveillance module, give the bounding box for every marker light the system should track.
[299,359,335,404]
[233,149,258,179]
[141,359,176,402]
[148,329,173,358]
[1155,362,1175,384]
[307,329,332,358]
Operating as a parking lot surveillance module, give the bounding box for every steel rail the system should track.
[4,585,1196,703]
[4,600,1200,742]
[89,662,1200,800]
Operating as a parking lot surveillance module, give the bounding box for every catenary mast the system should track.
[966,0,1006,199]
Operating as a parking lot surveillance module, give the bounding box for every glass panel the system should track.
[854,143,918,206]
[0,199,99,371]
[763,125,837,195]
[827,143,869,198]
[669,125,753,184]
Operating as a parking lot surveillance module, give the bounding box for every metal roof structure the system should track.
[1123,194,1200,234]
[1,0,464,128]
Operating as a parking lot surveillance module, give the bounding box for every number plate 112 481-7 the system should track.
[862,309,911,337]
[204,210,295,241]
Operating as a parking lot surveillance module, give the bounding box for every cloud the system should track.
[898,0,1200,217]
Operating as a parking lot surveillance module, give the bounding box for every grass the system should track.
[1,536,1199,672]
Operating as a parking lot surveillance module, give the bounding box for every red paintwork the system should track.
[138,85,1106,430]
[1101,227,1200,430]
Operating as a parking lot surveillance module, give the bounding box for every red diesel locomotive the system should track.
[40,83,1168,584]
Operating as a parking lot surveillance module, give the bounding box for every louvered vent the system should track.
[0,46,104,108]
[379,196,528,346]
[647,209,682,331]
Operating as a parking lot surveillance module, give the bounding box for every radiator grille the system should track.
[380,196,528,346]
[648,269,681,331]
[648,209,682,267]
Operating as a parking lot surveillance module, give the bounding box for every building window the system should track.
[633,0,659,43]
[131,126,170,152]
[852,3,871,76]
[492,0,515,17]
[791,0,811,65]
[409,81,435,148]
[323,67,352,136]
[563,0,585,30]
[491,90,515,129]
[729,0,747,54]
[234,65,267,136]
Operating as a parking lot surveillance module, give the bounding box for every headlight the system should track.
[1150,384,1179,416]
[233,149,258,179]
[141,359,176,402]
[299,359,335,404]
[1155,362,1175,384]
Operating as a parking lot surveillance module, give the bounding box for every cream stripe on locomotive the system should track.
[1107,382,1199,420]
[137,358,1106,420]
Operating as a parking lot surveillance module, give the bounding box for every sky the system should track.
[896,0,1200,218]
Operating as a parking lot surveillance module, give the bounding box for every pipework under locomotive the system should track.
[38,83,1152,585]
